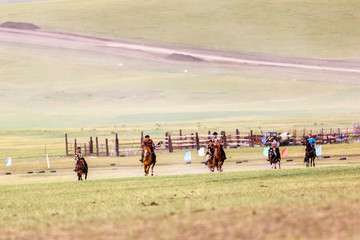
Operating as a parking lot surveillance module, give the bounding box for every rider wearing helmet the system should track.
[212,132,227,160]
[139,135,158,163]
[74,147,88,172]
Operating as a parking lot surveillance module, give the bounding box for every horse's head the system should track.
[213,145,221,158]
[143,147,151,158]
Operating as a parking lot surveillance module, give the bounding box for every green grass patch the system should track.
[1,166,360,239]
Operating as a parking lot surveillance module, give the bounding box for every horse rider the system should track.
[212,132,227,160]
[74,147,88,172]
[307,134,316,154]
[139,135,158,163]
[266,136,280,161]
[205,139,214,165]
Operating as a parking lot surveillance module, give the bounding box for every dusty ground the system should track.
[1,157,359,185]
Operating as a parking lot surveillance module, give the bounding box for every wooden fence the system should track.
[65,125,360,156]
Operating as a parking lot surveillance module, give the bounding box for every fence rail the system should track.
[65,123,360,156]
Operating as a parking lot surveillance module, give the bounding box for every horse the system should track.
[268,148,281,169]
[76,160,87,181]
[304,140,316,167]
[213,144,224,172]
[206,153,217,172]
[143,146,155,176]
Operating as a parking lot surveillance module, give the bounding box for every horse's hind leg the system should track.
[278,160,281,169]
[85,172,87,180]
[151,163,155,176]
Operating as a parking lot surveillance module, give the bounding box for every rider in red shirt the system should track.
[139,135,158,163]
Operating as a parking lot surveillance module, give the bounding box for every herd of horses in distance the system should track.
[75,137,316,180]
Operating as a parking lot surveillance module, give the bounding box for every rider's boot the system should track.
[139,154,144,163]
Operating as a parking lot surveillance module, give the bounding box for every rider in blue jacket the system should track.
[307,134,316,149]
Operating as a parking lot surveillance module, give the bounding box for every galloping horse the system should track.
[76,160,87,181]
[304,140,316,167]
[213,144,224,172]
[268,148,281,169]
[143,146,155,176]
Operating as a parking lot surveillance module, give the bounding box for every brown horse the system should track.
[214,144,224,172]
[143,147,155,176]
[304,140,316,167]
[206,153,217,172]
[76,160,87,181]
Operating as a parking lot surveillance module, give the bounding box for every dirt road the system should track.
[1,27,360,75]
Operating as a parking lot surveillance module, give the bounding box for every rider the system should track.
[212,132,227,160]
[307,134,316,154]
[74,147,88,172]
[205,140,214,165]
[266,136,278,161]
[139,135,158,163]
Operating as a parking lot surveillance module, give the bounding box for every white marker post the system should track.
[46,154,50,169]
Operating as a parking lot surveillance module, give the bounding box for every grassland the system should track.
[1,166,360,239]
[1,0,360,58]
[1,41,360,129]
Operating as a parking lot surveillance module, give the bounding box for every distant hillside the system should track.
[0,0,360,58]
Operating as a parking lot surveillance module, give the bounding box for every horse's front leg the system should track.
[278,160,281,169]
[146,165,150,176]
[144,164,147,176]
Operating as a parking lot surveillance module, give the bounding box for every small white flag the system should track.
[198,147,205,156]
[6,157,11,167]
[184,151,191,162]
[315,146,322,156]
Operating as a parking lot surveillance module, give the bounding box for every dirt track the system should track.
[1,159,359,185]
[1,27,360,75]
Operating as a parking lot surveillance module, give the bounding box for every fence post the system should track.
[221,131,227,148]
[141,131,144,148]
[168,135,173,153]
[65,133,68,156]
[74,138,77,155]
[96,137,99,156]
[236,129,240,147]
[250,130,254,147]
[191,133,195,149]
[195,132,200,150]
[115,133,119,157]
[179,129,182,148]
[90,137,93,154]
[105,138,109,156]
[84,144,87,156]
[208,131,211,140]
[303,128,305,138]
[165,132,169,149]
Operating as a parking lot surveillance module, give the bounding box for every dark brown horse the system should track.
[304,140,316,167]
[213,144,224,172]
[268,148,281,169]
[143,147,155,176]
[76,160,87,181]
